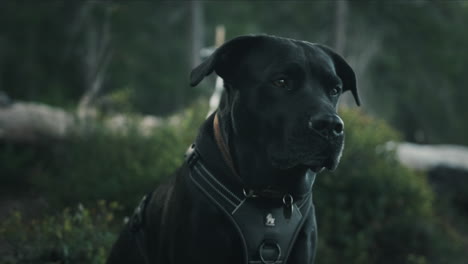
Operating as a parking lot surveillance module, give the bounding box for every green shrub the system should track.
[0,143,42,191]
[314,108,465,264]
[31,101,207,212]
[0,201,120,264]
[0,101,206,213]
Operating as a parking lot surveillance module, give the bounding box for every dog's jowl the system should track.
[107,35,360,264]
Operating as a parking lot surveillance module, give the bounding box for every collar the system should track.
[213,113,242,181]
[187,113,315,201]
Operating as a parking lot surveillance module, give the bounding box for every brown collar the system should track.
[213,113,241,180]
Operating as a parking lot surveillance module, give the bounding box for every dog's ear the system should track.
[315,44,360,106]
[190,35,262,87]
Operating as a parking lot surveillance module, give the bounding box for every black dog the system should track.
[107,35,359,264]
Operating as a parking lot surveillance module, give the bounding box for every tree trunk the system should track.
[190,1,204,69]
[184,1,205,111]
[77,3,113,120]
[207,25,225,117]
[333,0,354,108]
[333,0,348,56]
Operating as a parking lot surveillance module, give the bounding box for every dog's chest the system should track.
[185,158,313,264]
[231,198,311,264]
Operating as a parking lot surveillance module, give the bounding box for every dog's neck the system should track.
[213,111,315,197]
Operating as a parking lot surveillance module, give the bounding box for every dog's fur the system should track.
[107,35,359,264]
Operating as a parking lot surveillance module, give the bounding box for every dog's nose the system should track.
[308,114,344,138]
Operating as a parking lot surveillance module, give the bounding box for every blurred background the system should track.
[1,1,468,263]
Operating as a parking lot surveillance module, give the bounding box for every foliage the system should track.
[0,143,41,191]
[35,101,206,211]
[314,108,466,264]
[0,201,120,264]
[0,101,207,213]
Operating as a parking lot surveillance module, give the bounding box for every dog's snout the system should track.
[308,114,344,138]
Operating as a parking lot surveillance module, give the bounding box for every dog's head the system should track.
[191,35,359,185]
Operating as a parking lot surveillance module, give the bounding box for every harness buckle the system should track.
[282,194,293,206]
[243,188,259,198]
[185,144,199,167]
[282,194,294,220]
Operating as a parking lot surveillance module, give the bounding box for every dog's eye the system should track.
[273,79,291,91]
[330,86,341,97]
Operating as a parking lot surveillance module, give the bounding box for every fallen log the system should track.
[389,142,468,171]
[0,102,170,143]
[0,102,74,142]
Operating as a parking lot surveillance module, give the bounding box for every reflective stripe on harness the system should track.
[186,146,312,264]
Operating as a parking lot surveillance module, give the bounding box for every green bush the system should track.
[32,101,207,211]
[0,101,207,213]
[314,108,465,264]
[0,143,42,191]
[0,201,120,264]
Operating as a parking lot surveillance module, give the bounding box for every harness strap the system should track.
[186,145,310,211]
[186,146,312,264]
[129,191,154,264]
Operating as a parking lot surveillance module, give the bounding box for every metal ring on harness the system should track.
[243,188,258,198]
[282,194,293,206]
[259,240,282,264]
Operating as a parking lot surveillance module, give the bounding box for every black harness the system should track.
[129,113,316,263]
[185,144,314,264]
